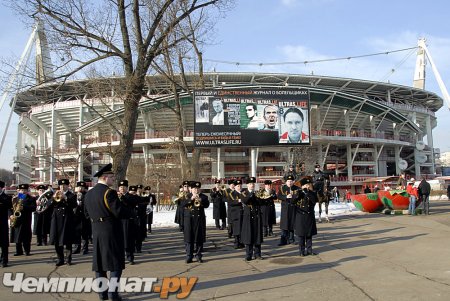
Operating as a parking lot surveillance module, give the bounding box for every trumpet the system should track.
[193,194,201,207]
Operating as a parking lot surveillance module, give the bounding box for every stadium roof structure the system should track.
[14,72,443,136]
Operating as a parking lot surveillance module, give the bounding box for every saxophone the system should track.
[10,195,24,228]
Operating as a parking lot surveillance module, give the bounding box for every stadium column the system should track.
[346,144,353,181]
[425,115,435,174]
[78,103,84,182]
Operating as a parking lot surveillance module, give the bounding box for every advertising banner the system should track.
[194,88,310,147]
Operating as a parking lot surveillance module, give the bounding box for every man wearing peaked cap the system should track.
[58,179,70,186]
[73,180,91,256]
[93,163,114,178]
[229,179,244,249]
[224,179,237,238]
[277,174,300,246]
[11,183,36,257]
[0,179,12,267]
[295,176,318,257]
[118,180,129,187]
[247,177,256,183]
[181,179,209,263]
[174,182,189,232]
[135,183,149,253]
[83,162,126,301]
[211,179,227,230]
[262,179,277,237]
[312,164,329,200]
[144,186,157,234]
[34,184,51,247]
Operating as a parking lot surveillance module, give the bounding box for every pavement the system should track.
[1,198,450,301]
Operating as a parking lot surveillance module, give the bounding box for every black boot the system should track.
[264,226,268,237]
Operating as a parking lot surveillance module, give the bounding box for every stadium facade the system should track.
[12,72,443,191]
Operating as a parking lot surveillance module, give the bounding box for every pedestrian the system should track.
[418,177,431,215]
[406,178,418,215]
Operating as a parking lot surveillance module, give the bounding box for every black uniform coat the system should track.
[136,196,149,241]
[146,194,157,225]
[211,187,227,220]
[260,189,277,226]
[72,192,86,243]
[10,194,36,244]
[229,190,244,236]
[224,188,234,224]
[277,185,299,231]
[181,193,210,243]
[84,183,125,272]
[121,193,139,250]
[294,189,318,237]
[174,191,187,226]
[49,191,77,246]
[240,190,264,245]
[0,191,12,247]
[33,193,53,237]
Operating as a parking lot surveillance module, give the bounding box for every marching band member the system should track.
[277,175,299,246]
[240,177,264,261]
[10,183,36,256]
[211,179,227,230]
[144,186,157,234]
[33,184,52,246]
[134,184,149,253]
[181,181,209,263]
[119,181,139,265]
[174,181,189,232]
[295,177,318,256]
[0,180,12,267]
[224,179,236,238]
[261,180,277,237]
[73,181,91,255]
[50,179,77,266]
[229,180,244,249]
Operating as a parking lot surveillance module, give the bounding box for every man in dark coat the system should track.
[295,177,318,256]
[33,184,52,246]
[283,165,298,181]
[211,179,226,230]
[277,175,299,246]
[418,177,431,215]
[73,181,91,255]
[0,180,12,267]
[174,181,189,232]
[240,177,264,261]
[135,184,149,253]
[223,179,236,238]
[312,164,329,197]
[119,182,140,265]
[10,183,36,256]
[261,180,277,237]
[229,180,245,249]
[144,186,157,233]
[181,181,210,263]
[49,179,77,266]
[84,163,126,301]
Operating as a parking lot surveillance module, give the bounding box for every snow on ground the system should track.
[151,201,363,228]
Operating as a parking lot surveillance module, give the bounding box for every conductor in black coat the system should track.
[295,177,318,256]
[84,163,126,301]
[10,183,36,256]
[240,177,264,261]
[277,175,299,246]
[0,181,12,267]
[49,179,77,266]
[211,179,226,230]
[181,181,210,263]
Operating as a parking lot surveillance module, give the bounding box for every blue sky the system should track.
[1,0,450,170]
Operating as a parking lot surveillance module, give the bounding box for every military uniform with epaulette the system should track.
[223,179,236,238]
[260,180,277,237]
[119,182,140,265]
[295,177,318,256]
[240,177,264,261]
[229,180,245,249]
[277,175,299,246]
[181,181,210,263]
[211,179,227,230]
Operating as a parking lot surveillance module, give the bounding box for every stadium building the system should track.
[12,71,442,190]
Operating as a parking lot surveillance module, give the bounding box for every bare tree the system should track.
[9,0,232,183]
